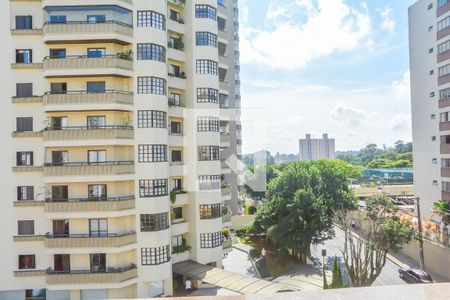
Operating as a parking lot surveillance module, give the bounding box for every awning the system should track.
[172,260,297,294]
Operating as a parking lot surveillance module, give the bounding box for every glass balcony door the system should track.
[90,253,106,273]
[88,150,106,165]
[87,48,106,58]
[52,185,68,201]
[88,184,107,200]
[89,219,108,237]
[50,116,68,129]
[53,220,69,237]
[87,116,106,128]
[51,151,68,166]
[54,254,70,273]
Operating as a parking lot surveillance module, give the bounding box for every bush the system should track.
[222,227,230,240]
[248,247,260,259]
[246,205,257,215]
[236,225,252,237]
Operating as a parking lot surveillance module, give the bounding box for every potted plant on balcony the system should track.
[116,49,133,60]
[173,238,191,254]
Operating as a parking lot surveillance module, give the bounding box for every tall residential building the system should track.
[299,134,335,161]
[409,0,450,218]
[0,0,241,298]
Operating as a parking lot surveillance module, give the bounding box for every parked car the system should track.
[398,268,433,283]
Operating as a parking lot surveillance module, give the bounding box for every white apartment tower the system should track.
[299,134,335,161]
[409,0,450,218]
[0,0,241,298]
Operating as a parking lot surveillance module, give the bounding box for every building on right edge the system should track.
[408,0,450,218]
[298,133,335,161]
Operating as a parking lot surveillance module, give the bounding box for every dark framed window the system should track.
[141,246,170,265]
[170,122,182,134]
[16,16,32,30]
[196,59,218,75]
[16,117,33,132]
[17,186,34,201]
[49,15,67,23]
[197,117,219,132]
[137,43,166,62]
[49,48,66,58]
[16,49,32,63]
[25,289,46,300]
[196,32,217,47]
[139,179,168,197]
[16,152,33,166]
[137,77,166,95]
[16,83,33,97]
[198,175,221,190]
[88,184,107,199]
[218,16,226,31]
[138,145,167,162]
[197,88,219,103]
[87,48,105,58]
[19,255,35,269]
[18,220,35,235]
[89,219,108,237]
[440,87,450,100]
[172,207,183,219]
[137,11,165,29]
[198,146,220,161]
[195,5,217,20]
[200,204,221,219]
[90,253,106,272]
[87,81,106,93]
[200,232,222,248]
[171,150,182,163]
[137,110,167,128]
[140,213,169,231]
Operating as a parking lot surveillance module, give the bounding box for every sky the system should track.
[239,0,418,154]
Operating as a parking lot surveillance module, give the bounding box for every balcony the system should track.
[11,29,43,36]
[43,125,134,141]
[218,30,228,40]
[219,80,229,91]
[43,21,133,45]
[43,161,135,176]
[46,265,137,285]
[12,96,43,104]
[45,196,135,213]
[43,55,133,78]
[220,134,231,147]
[168,19,185,35]
[438,2,450,17]
[43,90,133,107]
[168,73,187,90]
[440,122,450,132]
[441,144,450,155]
[222,214,232,223]
[439,98,450,109]
[14,270,47,277]
[171,192,188,206]
[171,220,189,236]
[45,231,136,248]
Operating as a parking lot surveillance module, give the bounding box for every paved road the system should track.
[310,227,406,287]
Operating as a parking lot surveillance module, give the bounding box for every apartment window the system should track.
[17,186,34,201]
[137,43,165,62]
[87,48,105,58]
[218,17,226,31]
[87,15,106,23]
[137,11,165,29]
[87,115,106,128]
[16,117,33,132]
[196,59,218,75]
[16,83,33,97]
[172,207,183,220]
[49,15,67,23]
[433,158,438,164]
[90,253,106,273]
[138,111,167,128]
[169,92,181,106]
[441,135,450,144]
[137,77,166,95]
[428,25,434,32]
[172,178,182,191]
[443,181,450,191]
[197,117,219,132]
[52,185,68,201]
[88,184,107,199]
[439,64,450,77]
[50,82,67,94]
[196,32,217,47]
[138,145,167,162]
[441,112,450,122]
[141,246,170,265]
[198,146,220,161]
[140,213,169,231]
[170,122,182,134]
[88,150,106,165]
[18,220,34,235]
[432,136,437,141]
[139,179,168,197]
[438,16,450,32]
[200,204,221,219]
[49,48,66,58]
[440,88,450,99]
[197,88,219,103]
[16,152,33,166]
[171,150,182,163]
[25,289,46,300]
[200,232,222,248]
[438,40,450,54]
[15,16,32,29]
[89,219,108,237]
[19,255,35,269]
[430,70,435,75]
[16,49,32,63]
[87,81,106,93]
[443,159,450,168]
[195,5,216,20]
[198,175,221,190]
[438,0,449,8]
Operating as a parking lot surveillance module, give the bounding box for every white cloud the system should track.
[379,5,396,35]
[330,105,368,126]
[266,1,289,20]
[390,114,412,131]
[240,0,373,69]
[392,70,410,102]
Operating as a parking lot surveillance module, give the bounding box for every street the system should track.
[310,227,406,286]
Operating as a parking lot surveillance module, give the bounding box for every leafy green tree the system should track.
[341,195,413,287]
[433,200,450,245]
[330,257,345,289]
[252,160,359,263]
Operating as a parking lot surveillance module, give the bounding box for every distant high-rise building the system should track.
[299,134,335,161]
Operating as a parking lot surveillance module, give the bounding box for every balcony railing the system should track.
[46,265,137,284]
[43,161,135,176]
[168,40,184,51]
[43,20,133,44]
[43,125,134,141]
[45,196,135,212]
[168,72,186,79]
[44,90,133,106]
[45,231,136,248]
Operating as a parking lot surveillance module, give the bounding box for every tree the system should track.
[330,257,345,289]
[433,200,450,246]
[341,195,413,287]
[252,160,359,263]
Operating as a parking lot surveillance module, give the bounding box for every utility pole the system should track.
[416,197,425,271]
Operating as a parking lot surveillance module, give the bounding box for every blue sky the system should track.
[239,0,417,153]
